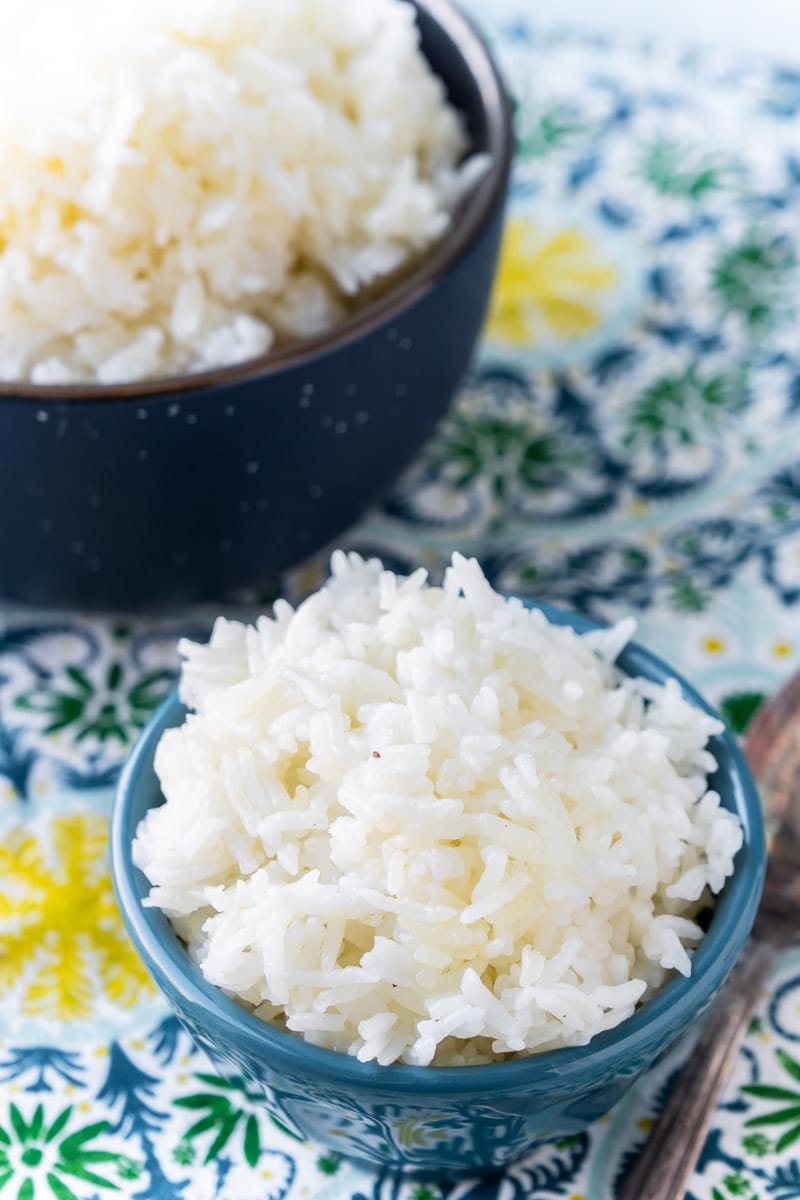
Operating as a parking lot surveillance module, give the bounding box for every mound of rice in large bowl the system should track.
[0,0,478,384]
[133,553,743,1067]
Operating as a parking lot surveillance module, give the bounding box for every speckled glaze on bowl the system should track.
[110,601,766,1178]
[0,0,512,611]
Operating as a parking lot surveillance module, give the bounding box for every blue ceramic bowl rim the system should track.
[111,600,766,1097]
[0,0,512,406]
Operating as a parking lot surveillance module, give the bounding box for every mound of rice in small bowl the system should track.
[131,553,747,1069]
[113,552,764,1172]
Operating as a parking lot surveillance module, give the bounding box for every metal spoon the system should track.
[617,671,800,1200]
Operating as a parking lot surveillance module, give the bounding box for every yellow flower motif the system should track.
[0,812,152,1021]
[394,1119,447,1149]
[487,218,618,346]
[702,636,726,656]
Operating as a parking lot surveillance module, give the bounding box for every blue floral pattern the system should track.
[3,7,800,1198]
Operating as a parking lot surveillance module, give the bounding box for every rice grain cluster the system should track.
[0,0,472,384]
[134,553,742,1066]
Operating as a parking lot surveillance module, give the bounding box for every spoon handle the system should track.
[617,935,780,1200]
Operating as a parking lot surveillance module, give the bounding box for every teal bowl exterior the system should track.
[110,602,766,1177]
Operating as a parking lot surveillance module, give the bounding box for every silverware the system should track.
[617,670,800,1200]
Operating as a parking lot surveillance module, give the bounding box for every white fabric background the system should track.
[525,0,800,58]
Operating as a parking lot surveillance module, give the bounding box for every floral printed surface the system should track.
[3,8,800,1198]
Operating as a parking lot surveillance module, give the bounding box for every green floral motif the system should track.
[770,500,793,524]
[723,1174,756,1196]
[743,1048,800,1153]
[517,101,589,158]
[430,411,565,498]
[710,1172,761,1200]
[554,1135,585,1150]
[409,1187,441,1200]
[115,1156,142,1181]
[14,660,173,746]
[641,139,739,198]
[425,402,581,532]
[623,366,747,449]
[316,1152,341,1175]
[741,1132,772,1157]
[720,692,765,735]
[712,228,798,332]
[712,1185,757,1200]
[174,1072,301,1167]
[669,578,710,614]
[0,1103,123,1199]
[172,1140,196,1167]
[175,1073,262,1166]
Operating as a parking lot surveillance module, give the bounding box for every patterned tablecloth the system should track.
[3,7,800,1199]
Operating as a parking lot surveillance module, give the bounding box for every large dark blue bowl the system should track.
[110,601,766,1178]
[0,0,512,610]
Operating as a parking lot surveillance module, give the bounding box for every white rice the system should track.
[133,553,743,1067]
[0,0,475,384]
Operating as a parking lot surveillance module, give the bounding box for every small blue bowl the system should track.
[111,602,766,1178]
